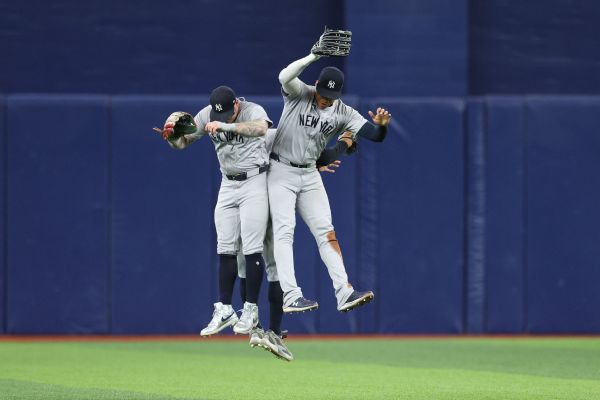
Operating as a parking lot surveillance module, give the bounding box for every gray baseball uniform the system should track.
[188,102,271,175]
[269,83,367,309]
[237,128,278,280]
[176,100,272,255]
[237,216,278,282]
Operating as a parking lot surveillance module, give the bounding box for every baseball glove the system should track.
[153,111,197,141]
[311,27,352,57]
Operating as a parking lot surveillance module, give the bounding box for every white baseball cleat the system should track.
[261,330,294,362]
[233,302,259,335]
[200,302,238,336]
[249,327,265,348]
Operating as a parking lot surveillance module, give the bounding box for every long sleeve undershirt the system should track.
[278,54,320,97]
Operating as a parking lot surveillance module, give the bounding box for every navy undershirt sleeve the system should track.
[356,122,387,142]
[316,140,349,167]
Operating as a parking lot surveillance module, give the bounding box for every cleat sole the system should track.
[199,317,239,336]
[339,292,375,313]
[282,304,319,314]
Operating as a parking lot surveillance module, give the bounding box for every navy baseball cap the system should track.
[316,66,344,100]
[210,86,237,122]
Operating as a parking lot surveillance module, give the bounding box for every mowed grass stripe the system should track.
[0,379,190,400]
[0,339,599,399]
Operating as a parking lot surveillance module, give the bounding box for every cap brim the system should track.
[210,108,235,123]
[316,86,342,100]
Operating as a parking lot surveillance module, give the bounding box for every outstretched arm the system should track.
[278,53,321,97]
[356,107,392,142]
[204,119,269,138]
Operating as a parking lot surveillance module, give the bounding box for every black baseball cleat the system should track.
[338,290,374,312]
[282,297,319,313]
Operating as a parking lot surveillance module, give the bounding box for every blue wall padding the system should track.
[345,0,467,96]
[369,98,465,333]
[110,96,218,333]
[0,96,5,333]
[469,1,600,94]
[356,128,381,334]
[0,0,342,95]
[525,97,600,332]
[485,97,525,333]
[4,1,600,97]
[465,100,486,333]
[3,94,600,334]
[6,95,110,333]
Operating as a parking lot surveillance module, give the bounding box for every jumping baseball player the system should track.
[236,128,345,362]
[268,45,391,314]
[154,86,272,337]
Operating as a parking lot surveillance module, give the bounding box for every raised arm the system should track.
[278,53,321,97]
[357,107,392,142]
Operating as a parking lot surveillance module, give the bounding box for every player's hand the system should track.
[339,131,353,142]
[368,107,391,126]
[204,121,224,134]
[319,160,341,173]
[153,123,175,140]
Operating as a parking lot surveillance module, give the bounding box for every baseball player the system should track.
[155,85,272,337]
[236,128,345,362]
[269,50,391,314]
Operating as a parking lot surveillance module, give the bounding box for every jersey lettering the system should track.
[209,132,245,144]
[298,114,320,128]
[319,120,335,136]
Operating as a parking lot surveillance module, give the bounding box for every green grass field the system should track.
[1,337,599,399]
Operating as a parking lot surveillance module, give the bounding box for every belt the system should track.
[269,153,313,169]
[225,164,269,181]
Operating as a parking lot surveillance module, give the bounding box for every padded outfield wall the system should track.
[1,95,599,334]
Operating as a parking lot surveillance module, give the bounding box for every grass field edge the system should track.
[1,333,599,342]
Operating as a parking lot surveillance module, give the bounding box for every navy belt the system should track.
[270,153,312,168]
[225,164,269,181]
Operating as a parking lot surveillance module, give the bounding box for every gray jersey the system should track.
[265,128,277,153]
[271,83,367,164]
[187,101,272,175]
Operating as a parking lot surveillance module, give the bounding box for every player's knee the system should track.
[217,249,237,257]
[276,230,295,246]
[320,230,342,257]
[316,229,334,246]
[217,241,238,255]
[242,245,264,255]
